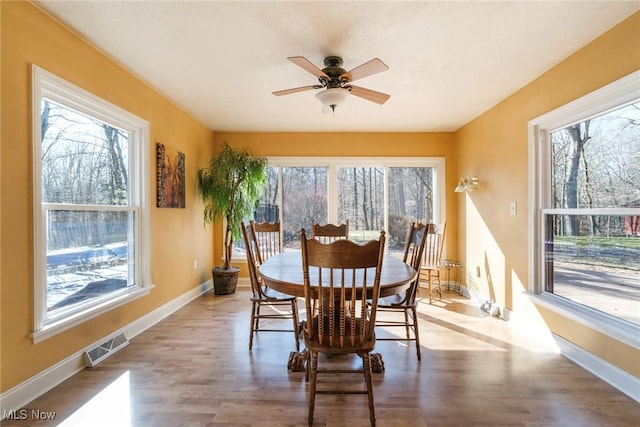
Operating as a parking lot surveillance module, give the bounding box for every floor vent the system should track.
[83,331,129,367]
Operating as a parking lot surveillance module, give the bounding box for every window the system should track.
[530,71,640,346]
[236,157,444,257]
[32,66,152,342]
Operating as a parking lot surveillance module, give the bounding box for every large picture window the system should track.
[32,66,152,342]
[237,157,444,257]
[530,71,640,346]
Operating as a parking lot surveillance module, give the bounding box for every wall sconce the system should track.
[455,176,479,192]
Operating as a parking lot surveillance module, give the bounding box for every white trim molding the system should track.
[553,334,640,403]
[1,280,212,418]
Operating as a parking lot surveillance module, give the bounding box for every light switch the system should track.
[509,201,517,215]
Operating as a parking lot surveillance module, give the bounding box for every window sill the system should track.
[529,292,640,350]
[32,285,154,344]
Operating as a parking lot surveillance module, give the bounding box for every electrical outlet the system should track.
[509,201,517,215]
[193,259,198,270]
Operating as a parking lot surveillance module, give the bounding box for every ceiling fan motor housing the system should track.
[320,56,349,88]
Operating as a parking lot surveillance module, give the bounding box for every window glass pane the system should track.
[550,103,640,211]
[41,99,129,206]
[46,210,135,312]
[233,166,280,257]
[282,166,328,249]
[255,166,280,222]
[239,161,441,257]
[387,167,436,257]
[544,213,640,325]
[337,167,384,244]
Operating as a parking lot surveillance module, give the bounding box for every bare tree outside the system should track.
[245,163,437,256]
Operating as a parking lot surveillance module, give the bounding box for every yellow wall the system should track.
[214,132,459,275]
[2,0,638,399]
[1,2,215,392]
[454,11,640,377]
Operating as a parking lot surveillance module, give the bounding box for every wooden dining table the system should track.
[258,250,418,372]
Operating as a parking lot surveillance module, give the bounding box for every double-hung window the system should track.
[529,71,640,347]
[32,66,152,342]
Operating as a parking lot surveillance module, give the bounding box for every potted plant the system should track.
[197,142,267,295]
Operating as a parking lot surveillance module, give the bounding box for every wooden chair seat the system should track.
[377,292,412,307]
[303,314,376,353]
[252,287,298,303]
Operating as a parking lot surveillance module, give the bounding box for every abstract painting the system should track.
[156,142,185,208]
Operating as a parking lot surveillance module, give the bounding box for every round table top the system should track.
[258,251,417,298]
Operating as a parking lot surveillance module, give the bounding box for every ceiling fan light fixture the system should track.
[316,88,349,115]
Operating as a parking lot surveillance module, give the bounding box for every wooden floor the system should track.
[5,288,639,427]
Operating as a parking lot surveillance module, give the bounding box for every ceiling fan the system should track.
[273,56,390,114]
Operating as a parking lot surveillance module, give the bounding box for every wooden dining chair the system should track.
[241,222,299,351]
[419,222,447,304]
[310,220,349,243]
[300,228,385,427]
[371,222,428,361]
[250,220,282,265]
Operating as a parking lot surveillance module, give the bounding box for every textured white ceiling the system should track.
[35,1,639,132]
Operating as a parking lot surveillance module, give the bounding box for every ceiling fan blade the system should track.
[287,56,329,79]
[272,85,318,96]
[347,85,390,105]
[340,58,389,82]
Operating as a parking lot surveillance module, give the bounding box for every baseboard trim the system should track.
[0,279,212,417]
[124,280,212,339]
[466,291,639,403]
[553,334,640,403]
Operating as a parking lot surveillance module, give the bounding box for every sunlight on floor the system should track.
[57,371,131,427]
[413,291,562,354]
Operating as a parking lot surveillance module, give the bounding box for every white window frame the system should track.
[528,70,640,349]
[249,156,446,247]
[270,156,445,225]
[31,65,153,343]
[233,156,445,259]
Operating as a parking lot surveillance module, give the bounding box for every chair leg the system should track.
[308,351,318,426]
[425,270,443,304]
[403,309,410,339]
[253,302,262,331]
[434,275,442,299]
[362,353,376,427]
[291,299,300,352]
[304,349,310,382]
[249,301,258,350]
[411,306,421,361]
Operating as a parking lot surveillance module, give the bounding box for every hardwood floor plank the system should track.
[3,289,639,426]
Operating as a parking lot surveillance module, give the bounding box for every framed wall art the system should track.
[156,142,185,208]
